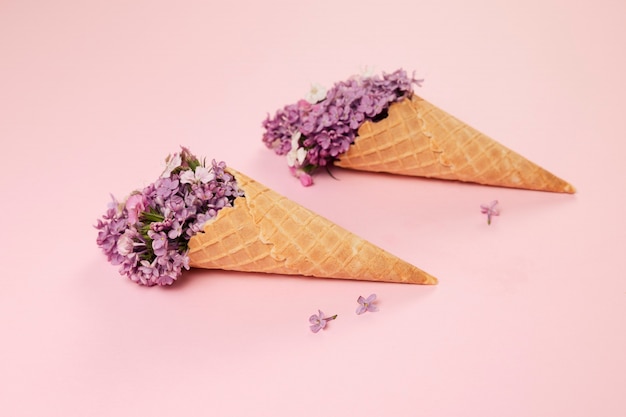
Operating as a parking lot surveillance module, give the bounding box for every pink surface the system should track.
[1,0,625,416]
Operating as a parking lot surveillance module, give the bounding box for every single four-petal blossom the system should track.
[480,200,500,225]
[305,83,327,104]
[356,294,379,315]
[309,310,337,333]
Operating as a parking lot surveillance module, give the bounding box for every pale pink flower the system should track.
[179,170,195,184]
[305,83,327,104]
[180,166,215,184]
[194,166,214,184]
[480,200,500,225]
[161,152,182,178]
[125,194,146,224]
[299,173,313,187]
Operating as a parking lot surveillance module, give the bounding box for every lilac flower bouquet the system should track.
[262,69,421,186]
[95,147,244,286]
[96,147,438,288]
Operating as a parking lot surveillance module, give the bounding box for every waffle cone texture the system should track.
[187,169,437,284]
[335,95,575,193]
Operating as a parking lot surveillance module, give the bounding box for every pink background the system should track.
[1,0,625,416]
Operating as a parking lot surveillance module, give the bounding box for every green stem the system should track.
[142,211,165,222]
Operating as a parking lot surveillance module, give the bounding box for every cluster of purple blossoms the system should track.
[262,69,422,186]
[95,147,244,287]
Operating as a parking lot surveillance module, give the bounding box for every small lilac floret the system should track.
[309,310,337,333]
[156,178,179,199]
[356,294,379,315]
[148,230,168,257]
[480,200,500,225]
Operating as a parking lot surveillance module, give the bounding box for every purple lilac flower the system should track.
[356,294,379,315]
[262,69,421,186]
[148,230,168,257]
[168,220,183,239]
[480,200,500,225]
[155,177,180,200]
[95,148,245,287]
[309,310,338,333]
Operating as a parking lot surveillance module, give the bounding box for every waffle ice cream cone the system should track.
[335,95,575,193]
[187,169,437,284]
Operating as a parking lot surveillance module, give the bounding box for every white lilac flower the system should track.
[194,166,215,184]
[161,153,182,178]
[296,147,307,165]
[180,166,215,184]
[287,146,308,167]
[359,65,376,78]
[305,83,327,104]
[291,131,301,150]
[179,169,196,184]
[286,131,304,167]
[286,151,297,167]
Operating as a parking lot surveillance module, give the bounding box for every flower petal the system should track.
[179,170,195,184]
[296,147,307,164]
[195,166,214,184]
[286,150,297,167]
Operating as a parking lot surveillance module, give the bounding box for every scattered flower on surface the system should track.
[95,147,245,287]
[356,294,379,315]
[480,200,500,225]
[309,310,338,333]
[262,69,423,186]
